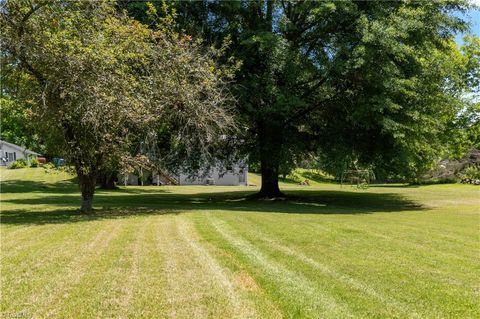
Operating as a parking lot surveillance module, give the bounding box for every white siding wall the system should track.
[119,162,248,186]
[178,164,248,186]
[121,174,139,186]
[0,144,26,166]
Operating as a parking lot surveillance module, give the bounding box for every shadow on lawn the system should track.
[1,179,425,225]
[0,208,181,225]
[0,179,173,194]
[0,179,79,193]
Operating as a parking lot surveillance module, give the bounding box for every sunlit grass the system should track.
[1,167,479,318]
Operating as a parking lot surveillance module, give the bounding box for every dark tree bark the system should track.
[77,169,97,214]
[98,171,117,189]
[258,158,283,197]
[257,119,285,198]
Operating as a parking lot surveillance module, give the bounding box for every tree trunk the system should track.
[80,196,93,213]
[99,171,117,189]
[78,171,97,214]
[256,119,285,198]
[258,158,284,197]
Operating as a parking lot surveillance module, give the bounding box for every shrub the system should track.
[43,162,56,173]
[30,158,39,167]
[418,177,459,185]
[286,170,303,183]
[464,165,480,180]
[57,165,75,175]
[43,162,55,169]
[43,163,75,175]
[8,159,27,169]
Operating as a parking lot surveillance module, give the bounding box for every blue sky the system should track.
[455,4,480,44]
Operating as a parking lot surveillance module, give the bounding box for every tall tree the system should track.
[445,35,480,157]
[1,0,233,212]
[126,0,473,195]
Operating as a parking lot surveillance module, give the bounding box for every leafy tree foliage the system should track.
[1,0,233,212]
[123,0,475,193]
[1,53,45,151]
[0,97,43,152]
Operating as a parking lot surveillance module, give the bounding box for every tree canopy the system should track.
[1,0,234,212]
[121,0,477,195]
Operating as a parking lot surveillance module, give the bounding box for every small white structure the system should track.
[177,162,248,186]
[121,161,248,186]
[0,140,41,166]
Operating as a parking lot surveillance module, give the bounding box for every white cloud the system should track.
[470,0,480,7]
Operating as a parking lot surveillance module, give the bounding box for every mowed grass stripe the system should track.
[0,220,108,313]
[191,214,284,319]
[176,215,257,319]
[156,215,243,318]
[299,219,479,283]
[359,214,479,241]
[344,216,479,252]
[226,214,420,318]
[279,214,479,264]
[127,215,168,317]
[0,222,81,261]
[1,223,55,243]
[357,209,479,236]
[51,217,144,318]
[217,213,419,318]
[208,216,353,319]
[334,223,477,263]
[118,217,146,315]
[35,220,125,318]
[226,213,478,317]
[241,212,478,288]
[239,212,477,277]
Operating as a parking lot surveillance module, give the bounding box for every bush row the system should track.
[8,158,40,169]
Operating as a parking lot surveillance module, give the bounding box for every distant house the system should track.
[122,161,248,186]
[177,161,248,186]
[0,140,41,166]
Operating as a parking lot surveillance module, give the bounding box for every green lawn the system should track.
[1,167,479,318]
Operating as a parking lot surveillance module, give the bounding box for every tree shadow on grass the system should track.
[1,179,425,225]
[0,208,181,225]
[1,179,79,194]
[0,179,173,194]
[1,193,425,226]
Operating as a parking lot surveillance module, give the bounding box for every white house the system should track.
[176,162,248,186]
[122,161,248,186]
[0,140,41,166]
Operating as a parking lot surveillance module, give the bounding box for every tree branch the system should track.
[11,1,49,84]
[17,1,48,38]
[283,91,340,127]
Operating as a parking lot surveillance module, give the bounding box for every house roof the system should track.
[0,140,41,156]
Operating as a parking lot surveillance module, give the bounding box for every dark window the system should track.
[13,152,16,160]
